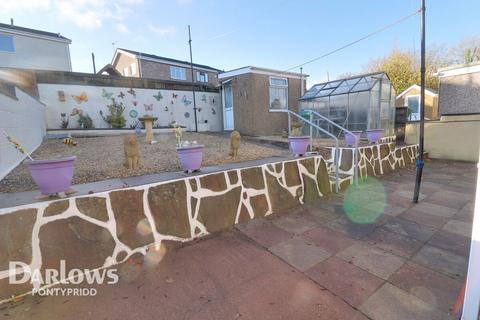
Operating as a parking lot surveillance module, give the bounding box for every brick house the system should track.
[218,66,307,136]
[111,48,221,86]
[395,84,438,120]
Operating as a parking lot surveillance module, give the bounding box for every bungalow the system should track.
[110,48,221,86]
[218,66,307,136]
[395,84,438,120]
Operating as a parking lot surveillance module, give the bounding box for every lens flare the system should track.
[136,218,153,236]
[343,177,386,224]
[144,243,167,268]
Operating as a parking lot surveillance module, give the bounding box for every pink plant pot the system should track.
[367,129,384,144]
[176,145,204,172]
[345,131,362,146]
[288,136,310,156]
[25,156,76,195]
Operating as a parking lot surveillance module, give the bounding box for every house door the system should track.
[223,83,234,130]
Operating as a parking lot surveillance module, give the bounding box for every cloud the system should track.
[148,25,176,37]
[0,0,142,30]
[116,23,130,34]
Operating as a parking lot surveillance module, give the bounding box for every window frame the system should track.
[170,66,186,80]
[0,34,15,53]
[196,71,208,83]
[404,94,420,121]
[269,76,288,110]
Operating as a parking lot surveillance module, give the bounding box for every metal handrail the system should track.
[305,109,359,186]
[270,109,340,193]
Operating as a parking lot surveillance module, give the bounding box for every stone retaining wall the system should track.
[0,143,417,302]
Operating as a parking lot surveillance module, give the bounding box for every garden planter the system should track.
[367,129,384,144]
[25,156,76,195]
[176,145,204,172]
[288,136,310,156]
[345,131,362,146]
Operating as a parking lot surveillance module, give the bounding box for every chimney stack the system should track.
[10,18,14,26]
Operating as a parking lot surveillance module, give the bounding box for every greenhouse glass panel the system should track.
[300,72,395,138]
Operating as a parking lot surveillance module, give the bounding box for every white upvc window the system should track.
[130,63,137,76]
[170,66,186,80]
[0,34,15,52]
[123,67,130,76]
[269,76,288,109]
[196,71,208,83]
[405,94,420,121]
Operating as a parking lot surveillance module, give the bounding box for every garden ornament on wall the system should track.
[72,92,88,104]
[153,91,163,101]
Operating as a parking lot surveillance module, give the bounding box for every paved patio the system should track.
[1,159,476,320]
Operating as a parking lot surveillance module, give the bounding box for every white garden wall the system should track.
[0,88,46,180]
[37,84,222,131]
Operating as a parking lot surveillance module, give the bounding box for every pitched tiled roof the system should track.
[118,48,221,72]
[0,23,71,42]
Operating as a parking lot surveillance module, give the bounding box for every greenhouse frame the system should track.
[299,72,396,137]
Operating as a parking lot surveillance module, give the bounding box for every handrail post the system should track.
[335,139,339,193]
[309,110,313,152]
[354,137,359,186]
[287,111,291,137]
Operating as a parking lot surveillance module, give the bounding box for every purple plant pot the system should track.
[367,129,384,144]
[345,131,362,146]
[288,136,310,156]
[25,156,76,195]
[176,145,204,172]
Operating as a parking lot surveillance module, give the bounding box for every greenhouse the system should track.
[299,72,396,137]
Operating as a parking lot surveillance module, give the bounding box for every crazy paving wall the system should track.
[0,142,417,302]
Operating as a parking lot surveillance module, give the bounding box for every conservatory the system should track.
[299,72,396,137]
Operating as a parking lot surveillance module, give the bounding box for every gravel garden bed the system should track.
[0,133,289,193]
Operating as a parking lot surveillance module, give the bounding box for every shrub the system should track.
[100,99,126,129]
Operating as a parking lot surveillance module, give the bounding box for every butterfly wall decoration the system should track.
[181,95,192,106]
[144,103,153,111]
[170,100,174,105]
[127,88,136,97]
[72,92,88,104]
[102,89,113,99]
[198,107,202,112]
[153,91,163,101]
[132,101,138,106]
[118,91,125,99]
[172,93,178,99]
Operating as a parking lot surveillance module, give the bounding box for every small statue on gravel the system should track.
[229,131,241,159]
[123,135,139,170]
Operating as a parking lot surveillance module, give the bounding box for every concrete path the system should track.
[1,159,476,319]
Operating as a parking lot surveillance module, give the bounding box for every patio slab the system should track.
[271,213,319,235]
[301,225,358,255]
[412,245,468,279]
[236,220,292,248]
[428,230,471,257]
[336,243,406,280]
[364,227,423,258]
[382,217,437,242]
[306,256,384,308]
[441,219,472,237]
[268,237,330,271]
[389,262,463,313]
[360,283,449,320]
